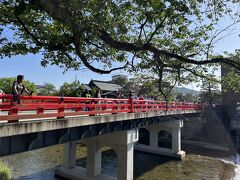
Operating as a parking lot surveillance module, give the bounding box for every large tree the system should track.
[222,49,240,93]
[0,77,36,94]
[59,80,83,97]
[37,82,57,95]
[199,75,221,104]
[0,0,240,86]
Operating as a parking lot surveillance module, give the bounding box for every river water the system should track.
[0,143,238,180]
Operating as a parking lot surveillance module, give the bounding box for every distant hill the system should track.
[173,87,200,96]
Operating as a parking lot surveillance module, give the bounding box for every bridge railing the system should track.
[0,94,203,122]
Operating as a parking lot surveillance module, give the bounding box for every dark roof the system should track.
[90,80,122,91]
[102,91,116,96]
[82,84,92,91]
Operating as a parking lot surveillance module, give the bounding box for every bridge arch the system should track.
[138,128,150,145]
[158,130,172,149]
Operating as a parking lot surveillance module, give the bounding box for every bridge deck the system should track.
[0,110,199,137]
[0,95,202,157]
[0,94,203,138]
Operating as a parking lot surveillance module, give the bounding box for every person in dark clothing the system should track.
[12,75,31,103]
[85,90,91,111]
[12,75,30,95]
[128,91,133,98]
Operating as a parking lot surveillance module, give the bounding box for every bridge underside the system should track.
[0,112,199,157]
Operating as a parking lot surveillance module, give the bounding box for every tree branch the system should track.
[147,14,168,43]
[73,33,128,74]
[15,16,42,46]
[99,29,240,70]
[31,0,240,72]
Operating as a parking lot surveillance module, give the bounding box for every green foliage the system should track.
[222,49,240,93]
[59,81,83,97]
[183,93,198,103]
[0,0,239,81]
[90,87,98,98]
[0,77,36,94]
[0,161,12,180]
[111,76,128,86]
[126,74,175,101]
[0,0,240,94]
[199,75,221,104]
[37,83,57,95]
[176,93,184,101]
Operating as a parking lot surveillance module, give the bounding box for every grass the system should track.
[0,161,12,180]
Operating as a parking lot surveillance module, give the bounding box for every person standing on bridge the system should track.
[0,90,4,114]
[0,90,4,103]
[85,90,91,111]
[12,75,31,103]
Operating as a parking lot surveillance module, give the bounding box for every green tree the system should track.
[0,0,240,87]
[37,82,56,95]
[0,77,36,94]
[127,74,175,101]
[111,76,128,86]
[176,93,184,102]
[59,81,83,97]
[183,93,197,102]
[222,49,240,93]
[200,76,221,104]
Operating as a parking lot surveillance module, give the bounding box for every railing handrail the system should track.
[0,94,204,122]
[0,94,199,104]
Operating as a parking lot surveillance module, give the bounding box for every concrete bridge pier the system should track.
[136,120,185,159]
[55,129,138,180]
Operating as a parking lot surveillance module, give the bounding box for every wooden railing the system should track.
[0,94,203,122]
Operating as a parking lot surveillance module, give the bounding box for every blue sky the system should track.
[0,54,127,88]
[0,21,239,89]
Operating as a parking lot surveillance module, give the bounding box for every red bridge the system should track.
[0,94,204,179]
[0,94,203,122]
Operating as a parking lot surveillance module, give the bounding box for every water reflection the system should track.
[0,144,236,180]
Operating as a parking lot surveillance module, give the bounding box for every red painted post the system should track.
[8,106,19,123]
[8,107,18,115]
[128,97,133,113]
[57,106,65,119]
[112,100,118,114]
[102,99,106,111]
[37,107,44,114]
[142,101,146,112]
[57,96,64,119]
[75,105,82,112]
[90,99,95,116]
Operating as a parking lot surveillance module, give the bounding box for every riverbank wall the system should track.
[181,108,236,155]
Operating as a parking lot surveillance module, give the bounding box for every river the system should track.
[0,143,238,180]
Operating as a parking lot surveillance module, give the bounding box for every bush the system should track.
[0,161,12,180]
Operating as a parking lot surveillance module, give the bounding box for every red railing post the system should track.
[75,105,82,112]
[102,100,106,111]
[90,99,96,116]
[128,97,133,113]
[142,101,146,112]
[37,107,44,114]
[112,100,117,114]
[57,106,65,119]
[8,106,19,123]
[57,96,65,119]
[9,107,18,115]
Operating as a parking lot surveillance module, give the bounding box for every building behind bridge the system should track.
[82,75,127,98]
